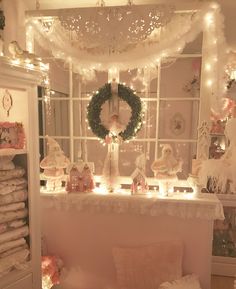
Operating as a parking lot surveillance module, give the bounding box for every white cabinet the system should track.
[0,61,41,289]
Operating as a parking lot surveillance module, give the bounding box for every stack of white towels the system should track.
[0,159,30,278]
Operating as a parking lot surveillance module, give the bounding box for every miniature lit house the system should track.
[131,168,148,195]
[66,162,95,193]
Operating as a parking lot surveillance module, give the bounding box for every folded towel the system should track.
[0,224,7,234]
[0,209,28,224]
[0,248,30,275]
[0,202,25,213]
[0,190,27,205]
[0,168,25,182]
[0,244,28,258]
[0,226,29,245]
[8,219,26,229]
[0,238,26,254]
[0,178,27,195]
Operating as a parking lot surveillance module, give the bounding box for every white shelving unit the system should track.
[0,61,42,289]
[0,149,28,156]
[212,194,236,277]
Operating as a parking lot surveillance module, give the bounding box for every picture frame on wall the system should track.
[0,122,25,149]
[170,112,185,136]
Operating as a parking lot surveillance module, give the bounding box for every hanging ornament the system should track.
[36,0,40,10]
[2,90,13,117]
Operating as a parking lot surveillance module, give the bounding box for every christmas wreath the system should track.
[87,83,143,142]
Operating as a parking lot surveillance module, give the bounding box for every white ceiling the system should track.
[26,0,236,9]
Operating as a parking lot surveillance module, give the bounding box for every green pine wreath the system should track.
[87,83,143,142]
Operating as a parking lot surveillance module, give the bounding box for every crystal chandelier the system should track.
[58,3,174,53]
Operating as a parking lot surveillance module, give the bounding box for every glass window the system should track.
[38,56,201,178]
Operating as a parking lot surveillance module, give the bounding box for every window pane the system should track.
[183,33,203,54]
[120,69,158,98]
[158,142,197,178]
[119,141,155,177]
[73,100,87,137]
[40,138,70,164]
[160,57,201,98]
[137,100,157,139]
[50,90,68,98]
[45,100,70,137]
[74,140,107,175]
[80,71,108,95]
[159,100,199,140]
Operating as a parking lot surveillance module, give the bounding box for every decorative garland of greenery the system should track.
[87,83,143,142]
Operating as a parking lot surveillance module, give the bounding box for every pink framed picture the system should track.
[0,122,25,149]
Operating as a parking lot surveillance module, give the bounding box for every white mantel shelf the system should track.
[41,191,224,221]
[41,191,224,289]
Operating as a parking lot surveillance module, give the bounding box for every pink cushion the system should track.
[112,240,183,289]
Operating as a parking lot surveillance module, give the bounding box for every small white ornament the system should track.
[2,90,13,117]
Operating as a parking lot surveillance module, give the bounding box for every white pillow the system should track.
[159,274,202,289]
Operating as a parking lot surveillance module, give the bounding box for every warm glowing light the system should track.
[205,12,214,25]
[11,59,21,65]
[211,2,219,10]
[93,186,108,195]
[42,275,53,289]
[206,79,213,87]
[161,52,167,58]
[26,63,34,69]
[205,63,211,71]
[185,192,194,200]
[39,62,49,71]
[146,192,153,198]
[24,58,31,64]
[44,78,49,85]
[230,70,236,80]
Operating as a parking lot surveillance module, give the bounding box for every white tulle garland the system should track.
[28,14,192,71]
[27,2,228,112]
[27,3,225,69]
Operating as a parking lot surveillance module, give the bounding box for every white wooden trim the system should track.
[159,97,200,101]
[69,61,74,162]
[197,29,210,159]
[0,64,42,289]
[154,63,161,159]
[159,139,198,143]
